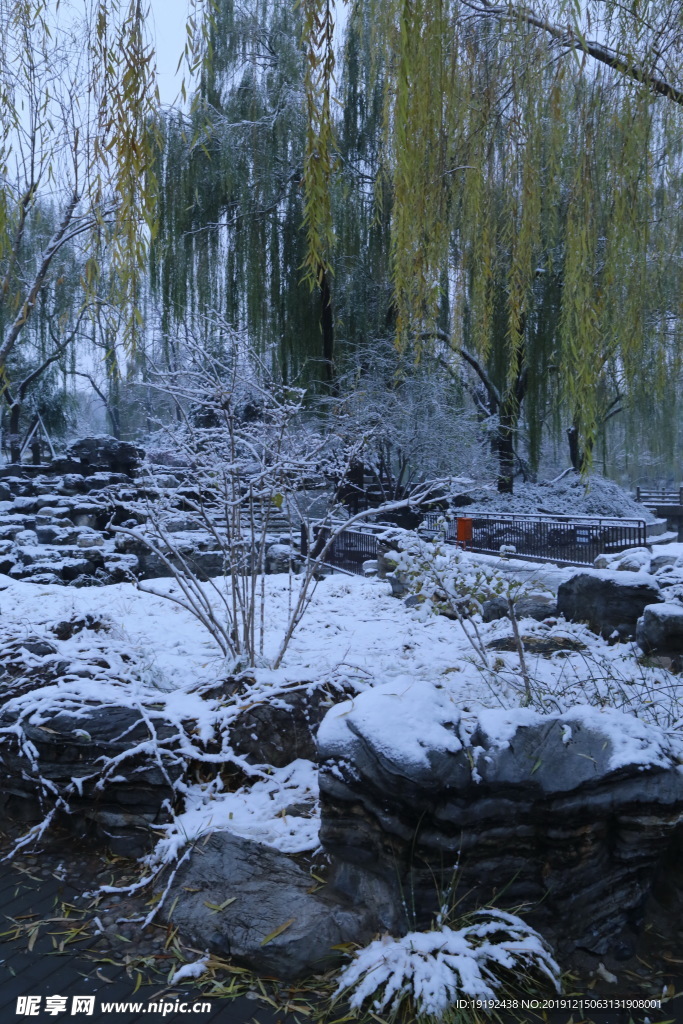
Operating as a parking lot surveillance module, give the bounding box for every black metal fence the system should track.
[636,486,683,508]
[423,511,647,566]
[302,523,380,574]
[302,511,647,574]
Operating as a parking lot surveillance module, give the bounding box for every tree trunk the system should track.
[320,267,337,394]
[496,403,516,494]
[567,425,581,473]
[105,342,122,439]
[8,401,21,463]
[495,319,528,494]
[108,406,121,440]
[567,424,593,474]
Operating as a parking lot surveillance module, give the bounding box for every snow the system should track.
[147,759,319,863]
[586,568,661,588]
[320,695,679,779]
[643,601,683,623]
[459,474,657,522]
[335,911,560,1015]
[317,679,464,771]
[169,957,209,984]
[0,575,223,691]
[2,533,683,870]
[654,542,683,560]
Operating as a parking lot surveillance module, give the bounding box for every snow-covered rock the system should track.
[482,593,556,623]
[66,435,143,476]
[230,683,347,767]
[594,546,652,572]
[651,553,679,574]
[615,547,652,572]
[14,529,39,546]
[636,602,683,656]
[318,691,683,956]
[265,542,300,574]
[76,529,105,548]
[557,569,661,639]
[0,701,182,856]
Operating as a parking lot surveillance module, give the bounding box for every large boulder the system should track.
[66,436,143,477]
[636,602,683,656]
[317,683,683,957]
[230,685,344,767]
[0,703,182,856]
[163,831,385,977]
[265,543,301,574]
[482,593,557,623]
[557,569,661,639]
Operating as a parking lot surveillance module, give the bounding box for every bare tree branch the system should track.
[0,191,81,369]
[466,0,683,106]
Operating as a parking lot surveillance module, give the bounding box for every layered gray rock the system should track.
[317,688,683,957]
[163,831,385,977]
[66,435,143,476]
[0,439,304,586]
[483,593,557,623]
[557,569,661,639]
[230,685,344,767]
[636,602,683,655]
[0,703,181,856]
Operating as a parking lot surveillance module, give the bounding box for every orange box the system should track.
[456,517,473,544]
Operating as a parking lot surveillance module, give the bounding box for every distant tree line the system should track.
[3,1,683,492]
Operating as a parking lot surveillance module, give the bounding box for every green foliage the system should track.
[92,0,161,348]
[296,0,683,469]
[153,0,683,478]
[300,0,337,290]
[151,0,330,385]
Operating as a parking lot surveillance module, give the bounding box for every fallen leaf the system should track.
[260,918,295,946]
[204,897,237,913]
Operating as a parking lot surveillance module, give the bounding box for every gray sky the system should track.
[147,0,190,106]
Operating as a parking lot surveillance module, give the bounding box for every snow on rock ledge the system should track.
[317,687,683,956]
[636,601,683,656]
[557,568,661,639]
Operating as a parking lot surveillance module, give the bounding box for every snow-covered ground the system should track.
[459,473,658,522]
[2,546,682,870]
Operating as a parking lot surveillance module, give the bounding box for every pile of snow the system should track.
[319,686,680,778]
[148,758,319,864]
[2,560,683,868]
[335,911,560,1016]
[169,957,210,985]
[459,474,657,523]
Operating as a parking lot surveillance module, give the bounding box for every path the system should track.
[0,857,302,1024]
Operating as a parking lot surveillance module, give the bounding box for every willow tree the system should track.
[150,0,344,388]
[0,0,158,454]
[302,0,683,490]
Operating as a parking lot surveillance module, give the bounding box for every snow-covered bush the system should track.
[385,529,513,617]
[382,529,543,699]
[335,910,560,1019]
[114,337,326,669]
[119,331,458,671]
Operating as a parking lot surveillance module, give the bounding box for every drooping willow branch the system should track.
[465,0,683,106]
